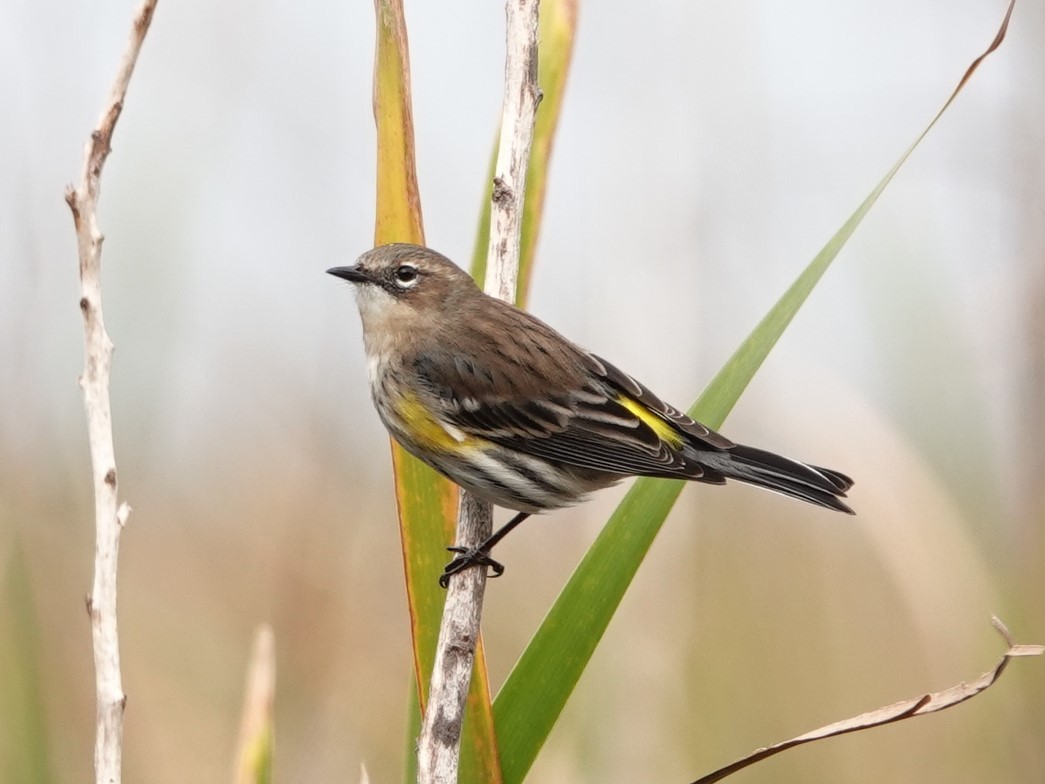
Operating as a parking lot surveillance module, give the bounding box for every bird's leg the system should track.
[439,511,531,588]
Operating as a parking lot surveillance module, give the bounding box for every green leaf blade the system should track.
[491,5,1015,778]
[372,2,501,780]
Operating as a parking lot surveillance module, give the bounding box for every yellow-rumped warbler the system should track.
[328,244,853,585]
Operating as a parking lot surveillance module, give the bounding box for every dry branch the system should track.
[692,618,1043,784]
[65,1,159,781]
[416,1,542,781]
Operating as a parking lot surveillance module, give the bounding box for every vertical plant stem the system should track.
[64,2,159,782]
[417,1,542,781]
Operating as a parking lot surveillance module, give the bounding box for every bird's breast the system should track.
[367,355,475,455]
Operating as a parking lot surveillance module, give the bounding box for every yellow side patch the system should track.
[618,396,684,447]
[394,392,475,452]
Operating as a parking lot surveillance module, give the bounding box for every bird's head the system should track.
[328,244,480,349]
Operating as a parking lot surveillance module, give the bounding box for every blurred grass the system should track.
[231,625,275,784]
[1,375,1041,783]
[0,542,56,784]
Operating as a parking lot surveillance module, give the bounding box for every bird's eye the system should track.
[393,264,419,287]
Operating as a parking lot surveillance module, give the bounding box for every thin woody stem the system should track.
[416,1,542,781]
[65,1,159,781]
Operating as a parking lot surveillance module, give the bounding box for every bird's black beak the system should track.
[326,265,370,284]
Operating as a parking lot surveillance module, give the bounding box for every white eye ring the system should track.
[393,264,419,288]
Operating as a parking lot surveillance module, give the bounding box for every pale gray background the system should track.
[2,1,1042,782]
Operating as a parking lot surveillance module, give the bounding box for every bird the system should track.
[328,243,853,586]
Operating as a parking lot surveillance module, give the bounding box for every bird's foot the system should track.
[439,546,505,588]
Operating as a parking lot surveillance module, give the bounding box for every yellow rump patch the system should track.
[617,396,684,447]
[394,393,476,452]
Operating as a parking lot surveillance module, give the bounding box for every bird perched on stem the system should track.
[328,244,853,586]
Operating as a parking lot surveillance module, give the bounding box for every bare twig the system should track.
[232,625,276,784]
[481,0,543,305]
[417,1,542,781]
[691,618,1043,784]
[65,1,159,782]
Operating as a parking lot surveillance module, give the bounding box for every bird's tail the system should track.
[699,444,854,514]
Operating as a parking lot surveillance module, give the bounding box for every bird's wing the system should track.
[409,312,731,479]
[587,354,735,450]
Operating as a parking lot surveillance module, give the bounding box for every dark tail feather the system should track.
[700,444,854,514]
